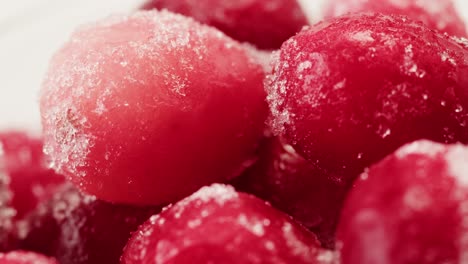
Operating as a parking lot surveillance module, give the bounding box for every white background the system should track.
[0,0,467,131]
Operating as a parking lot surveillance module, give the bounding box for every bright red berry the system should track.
[268,12,468,189]
[337,140,468,264]
[40,10,267,205]
[325,0,467,37]
[122,184,334,264]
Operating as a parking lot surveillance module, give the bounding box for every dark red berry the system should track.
[233,137,348,248]
[20,184,161,264]
[141,0,308,49]
[0,132,64,219]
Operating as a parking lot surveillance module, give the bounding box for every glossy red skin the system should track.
[141,0,307,49]
[233,137,348,248]
[122,184,333,264]
[337,140,468,264]
[0,132,64,219]
[0,251,57,264]
[325,0,467,37]
[20,184,161,264]
[268,13,468,186]
[40,10,267,205]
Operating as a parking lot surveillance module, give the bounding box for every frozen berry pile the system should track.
[1,0,468,263]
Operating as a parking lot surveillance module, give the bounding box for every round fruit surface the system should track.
[337,140,468,264]
[325,0,467,37]
[122,184,334,264]
[21,184,161,264]
[40,10,267,205]
[141,0,308,49]
[268,12,468,180]
[233,137,348,248]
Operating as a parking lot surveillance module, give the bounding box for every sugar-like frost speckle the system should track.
[445,145,468,187]
[189,184,238,206]
[395,140,446,159]
[237,213,266,237]
[282,222,315,262]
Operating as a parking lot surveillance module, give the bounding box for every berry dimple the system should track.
[337,140,468,264]
[40,10,267,206]
[325,0,467,37]
[122,184,334,264]
[141,0,308,49]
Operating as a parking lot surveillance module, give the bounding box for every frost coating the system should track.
[0,251,58,264]
[395,140,446,158]
[20,184,160,264]
[445,145,468,187]
[396,140,468,187]
[337,140,468,264]
[264,13,468,253]
[266,12,468,186]
[325,0,467,37]
[0,170,15,250]
[189,184,238,205]
[123,184,327,264]
[40,10,267,205]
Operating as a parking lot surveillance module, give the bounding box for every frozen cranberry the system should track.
[325,0,467,37]
[0,132,64,219]
[0,251,57,264]
[0,132,63,252]
[141,0,308,49]
[20,184,161,264]
[122,184,333,264]
[40,10,267,205]
[337,140,468,264]
[233,137,347,248]
[0,172,16,252]
[268,12,468,187]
